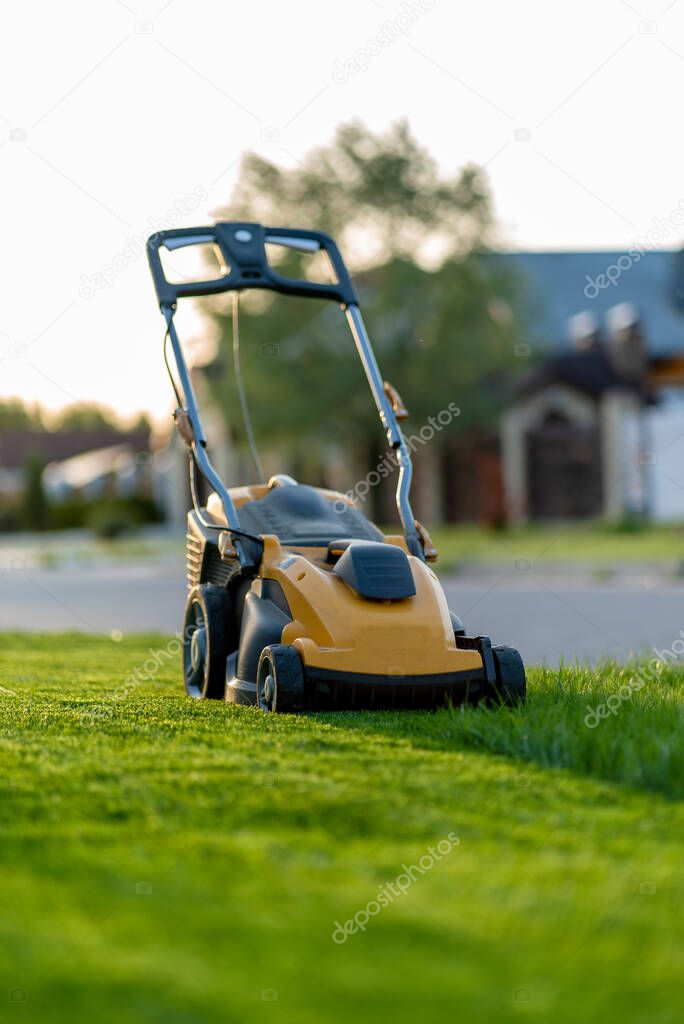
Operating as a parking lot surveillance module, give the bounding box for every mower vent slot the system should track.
[202,548,234,587]
[186,533,235,589]
[303,668,483,710]
[186,533,203,588]
[364,557,410,584]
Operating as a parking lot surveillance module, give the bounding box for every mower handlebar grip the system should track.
[146,222,358,309]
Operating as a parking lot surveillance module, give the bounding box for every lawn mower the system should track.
[146,221,526,711]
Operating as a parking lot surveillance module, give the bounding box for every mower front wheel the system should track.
[182,584,234,700]
[486,645,526,706]
[257,645,305,713]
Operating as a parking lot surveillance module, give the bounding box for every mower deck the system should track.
[227,664,487,711]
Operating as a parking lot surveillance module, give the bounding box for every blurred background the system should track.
[3,0,684,661]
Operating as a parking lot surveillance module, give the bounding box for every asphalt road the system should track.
[1,561,682,665]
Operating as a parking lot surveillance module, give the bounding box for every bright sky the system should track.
[2,0,684,421]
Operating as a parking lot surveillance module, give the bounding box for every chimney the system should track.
[605,302,645,381]
[568,311,600,350]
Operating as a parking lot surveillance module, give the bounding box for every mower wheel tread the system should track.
[488,645,526,706]
[183,584,235,700]
[257,644,305,713]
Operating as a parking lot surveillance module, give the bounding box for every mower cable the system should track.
[163,311,263,548]
[163,323,183,407]
[232,291,266,483]
[188,454,262,545]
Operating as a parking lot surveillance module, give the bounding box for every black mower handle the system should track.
[146,222,358,309]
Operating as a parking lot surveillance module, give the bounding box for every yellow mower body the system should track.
[196,485,497,711]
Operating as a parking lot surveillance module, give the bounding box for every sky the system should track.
[2,0,684,420]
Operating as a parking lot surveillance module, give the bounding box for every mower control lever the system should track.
[415,520,438,563]
[218,531,238,561]
[383,381,408,420]
[173,408,195,447]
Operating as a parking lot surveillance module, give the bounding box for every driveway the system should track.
[1,550,681,665]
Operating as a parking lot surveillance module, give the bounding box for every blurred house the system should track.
[382,250,684,526]
[43,443,152,502]
[0,426,152,507]
[495,250,684,523]
[502,304,651,522]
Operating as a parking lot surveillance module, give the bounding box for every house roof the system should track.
[487,249,684,355]
[43,444,134,491]
[513,345,647,403]
[0,429,150,471]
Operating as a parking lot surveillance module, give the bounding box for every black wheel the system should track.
[256,645,305,713]
[182,584,234,700]
[485,645,526,706]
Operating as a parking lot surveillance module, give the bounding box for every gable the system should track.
[486,250,684,355]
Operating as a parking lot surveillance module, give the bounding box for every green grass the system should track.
[1,634,683,1023]
[429,520,684,569]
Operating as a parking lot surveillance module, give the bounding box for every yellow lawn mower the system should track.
[146,222,525,712]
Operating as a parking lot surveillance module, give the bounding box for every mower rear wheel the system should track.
[182,584,234,700]
[487,645,526,706]
[257,645,305,713]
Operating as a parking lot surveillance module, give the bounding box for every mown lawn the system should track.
[429,520,684,569]
[1,634,683,1023]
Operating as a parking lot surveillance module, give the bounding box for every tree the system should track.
[56,403,118,432]
[202,120,526,511]
[0,398,44,431]
[130,412,152,435]
[227,119,492,266]
[21,455,47,531]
